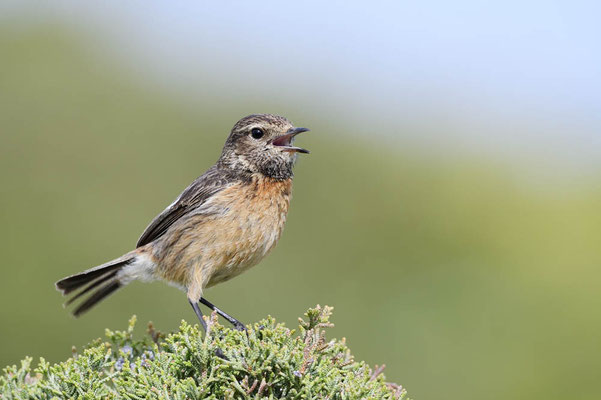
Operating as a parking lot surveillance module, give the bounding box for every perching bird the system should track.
[56,114,309,331]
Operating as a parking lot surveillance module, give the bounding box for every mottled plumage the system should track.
[56,114,309,331]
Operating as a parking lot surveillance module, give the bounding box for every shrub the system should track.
[1,306,407,399]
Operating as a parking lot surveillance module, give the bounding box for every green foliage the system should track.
[0,307,407,399]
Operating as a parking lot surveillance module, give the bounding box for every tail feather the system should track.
[64,269,120,306]
[55,254,133,295]
[55,254,135,317]
[72,280,122,317]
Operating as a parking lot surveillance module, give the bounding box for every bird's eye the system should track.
[250,128,264,139]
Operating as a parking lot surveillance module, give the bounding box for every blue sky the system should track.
[3,0,600,171]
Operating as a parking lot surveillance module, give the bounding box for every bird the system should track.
[55,114,310,331]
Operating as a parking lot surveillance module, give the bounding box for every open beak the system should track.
[272,127,310,154]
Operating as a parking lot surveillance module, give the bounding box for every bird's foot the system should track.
[232,321,247,332]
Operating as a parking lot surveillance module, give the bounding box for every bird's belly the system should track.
[202,215,284,287]
[156,177,292,289]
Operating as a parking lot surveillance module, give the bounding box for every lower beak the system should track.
[272,127,310,154]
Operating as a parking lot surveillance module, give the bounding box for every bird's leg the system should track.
[189,299,207,332]
[199,297,247,331]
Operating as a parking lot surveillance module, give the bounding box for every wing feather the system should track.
[136,166,237,247]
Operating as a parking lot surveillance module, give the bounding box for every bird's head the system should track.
[219,114,309,180]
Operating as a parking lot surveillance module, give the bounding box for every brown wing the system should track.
[136,166,237,247]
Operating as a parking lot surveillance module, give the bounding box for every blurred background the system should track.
[1,1,600,399]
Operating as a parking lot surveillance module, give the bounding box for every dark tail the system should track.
[55,253,135,317]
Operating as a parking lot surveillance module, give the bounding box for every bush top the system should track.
[1,305,407,399]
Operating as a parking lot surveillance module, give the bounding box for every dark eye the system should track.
[250,128,264,139]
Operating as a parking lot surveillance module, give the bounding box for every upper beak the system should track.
[272,127,310,154]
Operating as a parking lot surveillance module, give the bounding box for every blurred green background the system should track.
[1,3,600,400]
